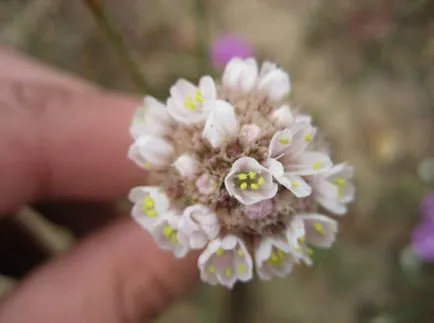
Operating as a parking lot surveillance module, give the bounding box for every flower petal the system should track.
[129,186,170,230]
[255,237,294,280]
[285,151,333,176]
[173,154,199,178]
[257,68,291,102]
[203,100,238,148]
[270,104,294,128]
[296,214,338,248]
[128,136,174,170]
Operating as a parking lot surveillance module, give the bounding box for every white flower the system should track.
[255,236,296,280]
[311,163,355,215]
[179,204,220,249]
[257,62,291,102]
[222,57,258,94]
[128,186,170,230]
[173,154,199,178]
[267,123,332,197]
[295,213,338,248]
[167,76,216,124]
[202,100,239,148]
[198,235,253,288]
[224,157,278,205]
[286,218,313,266]
[151,212,190,258]
[130,96,175,140]
[128,135,174,170]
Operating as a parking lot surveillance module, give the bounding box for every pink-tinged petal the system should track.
[128,136,174,170]
[317,196,347,215]
[225,157,278,205]
[203,100,238,148]
[268,128,293,158]
[222,57,258,94]
[198,235,253,288]
[296,214,338,248]
[255,237,295,280]
[173,154,199,178]
[284,122,317,158]
[179,205,220,249]
[284,151,333,176]
[270,104,294,128]
[167,78,216,124]
[151,212,190,258]
[199,75,217,101]
[286,218,313,266]
[259,61,277,78]
[240,124,262,143]
[278,175,312,198]
[196,173,218,195]
[257,68,291,102]
[129,186,170,230]
[245,199,274,220]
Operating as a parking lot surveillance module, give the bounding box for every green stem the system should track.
[82,0,149,93]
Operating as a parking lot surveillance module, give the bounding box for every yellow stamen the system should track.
[304,133,313,143]
[143,196,155,209]
[279,138,289,145]
[298,236,305,243]
[248,171,257,179]
[237,249,244,257]
[195,89,203,103]
[216,248,225,256]
[171,234,178,244]
[291,180,299,188]
[238,264,247,274]
[143,161,152,170]
[313,222,325,235]
[334,177,346,187]
[257,176,265,186]
[270,251,278,262]
[183,97,196,111]
[312,161,323,171]
[250,183,259,190]
[225,268,233,277]
[237,173,248,180]
[278,249,286,258]
[208,265,216,273]
[240,182,248,190]
[163,225,174,238]
[146,209,157,218]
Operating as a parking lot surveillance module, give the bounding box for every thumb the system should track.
[0,220,200,323]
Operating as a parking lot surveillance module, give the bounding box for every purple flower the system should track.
[411,219,434,262]
[211,34,254,68]
[420,192,434,220]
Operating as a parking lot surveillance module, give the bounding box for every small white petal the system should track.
[198,235,253,288]
[255,237,295,280]
[270,105,294,128]
[173,154,199,178]
[258,68,291,102]
[240,124,262,143]
[179,205,220,249]
[222,57,258,94]
[128,186,170,230]
[203,100,238,148]
[130,96,174,139]
[196,173,218,195]
[199,75,217,102]
[128,136,174,170]
[296,214,338,248]
[284,151,333,176]
[151,212,190,258]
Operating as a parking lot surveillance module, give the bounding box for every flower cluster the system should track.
[128,57,355,288]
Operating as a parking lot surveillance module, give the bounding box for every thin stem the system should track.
[82,0,149,93]
[194,0,210,73]
[224,283,255,323]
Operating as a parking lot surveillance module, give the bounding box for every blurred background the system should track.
[1,0,434,322]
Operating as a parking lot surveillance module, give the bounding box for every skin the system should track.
[0,46,199,323]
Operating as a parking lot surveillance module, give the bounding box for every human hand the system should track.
[0,46,199,323]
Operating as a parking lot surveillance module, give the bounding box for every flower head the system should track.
[127,57,355,288]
